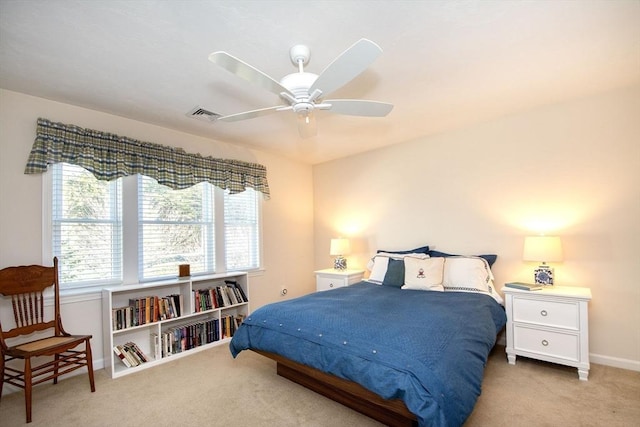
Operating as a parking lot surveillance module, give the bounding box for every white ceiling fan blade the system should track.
[209,51,293,97]
[217,105,288,122]
[325,99,394,117]
[309,39,382,97]
[297,113,318,138]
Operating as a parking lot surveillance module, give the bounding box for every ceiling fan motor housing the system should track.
[292,102,314,114]
[280,72,319,100]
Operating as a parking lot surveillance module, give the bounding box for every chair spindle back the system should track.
[0,259,59,339]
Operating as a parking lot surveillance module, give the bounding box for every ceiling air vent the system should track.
[186,106,221,122]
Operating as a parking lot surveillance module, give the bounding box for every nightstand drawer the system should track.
[317,277,344,291]
[513,297,579,330]
[514,325,579,362]
[315,269,365,292]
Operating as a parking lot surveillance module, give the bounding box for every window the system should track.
[48,163,262,288]
[138,176,215,281]
[51,163,122,286]
[225,188,260,270]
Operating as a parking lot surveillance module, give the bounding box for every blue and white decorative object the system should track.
[533,266,554,285]
[523,236,563,285]
[330,238,350,270]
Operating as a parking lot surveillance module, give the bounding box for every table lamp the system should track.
[523,235,563,285]
[330,238,350,270]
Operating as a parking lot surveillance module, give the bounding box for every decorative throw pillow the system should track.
[442,256,503,304]
[382,258,405,288]
[366,253,429,284]
[402,257,445,291]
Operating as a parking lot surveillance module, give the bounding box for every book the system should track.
[219,286,231,307]
[113,345,131,367]
[505,282,543,291]
[226,280,248,302]
[123,342,147,363]
[116,344,139,366]
[225,285,239,305]
[151,333,161,360]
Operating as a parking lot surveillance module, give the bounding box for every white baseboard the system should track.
[590,353,640,372]
[495,335,640,372]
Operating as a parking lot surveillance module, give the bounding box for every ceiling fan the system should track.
[208,38,393,138]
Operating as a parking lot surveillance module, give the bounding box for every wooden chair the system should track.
[0,257,95,423]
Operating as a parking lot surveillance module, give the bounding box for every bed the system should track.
[230,250,506,427]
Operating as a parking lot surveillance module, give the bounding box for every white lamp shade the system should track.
[330,238,350,256]
[523,236,563,263]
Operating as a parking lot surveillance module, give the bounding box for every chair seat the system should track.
[8,335,91,357]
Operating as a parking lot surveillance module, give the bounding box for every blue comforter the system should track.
[230,282,506,427]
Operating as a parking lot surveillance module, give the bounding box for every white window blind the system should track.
[49,167,261,287]
[51,163,122,286]
[138,176,215,281]
[224,188,260,270]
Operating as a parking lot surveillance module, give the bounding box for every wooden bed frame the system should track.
[254,350,418,427]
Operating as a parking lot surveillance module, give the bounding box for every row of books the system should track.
[111,282,247,331]
[150,314,244,359]
[112,294,184,331]
[113,342,150,368]
[192,281,248,312]
[222,314,244,339]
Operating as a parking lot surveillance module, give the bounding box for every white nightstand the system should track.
[314,269,364,292]
[502,285,592,380]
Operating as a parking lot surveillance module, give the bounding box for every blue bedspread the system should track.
[230,281,506,427]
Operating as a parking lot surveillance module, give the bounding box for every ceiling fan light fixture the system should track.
[297,112,317,138]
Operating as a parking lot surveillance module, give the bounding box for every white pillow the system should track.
[442,256,503,304]
[366,252,430,284]
[402,257,444,291]
[367,256,390,284]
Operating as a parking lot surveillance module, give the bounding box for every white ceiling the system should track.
[1,0,638,164]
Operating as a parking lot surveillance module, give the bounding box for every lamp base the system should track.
[533,265,554,285]
[334,256,347,270]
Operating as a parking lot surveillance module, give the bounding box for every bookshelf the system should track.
[102,272,249,378]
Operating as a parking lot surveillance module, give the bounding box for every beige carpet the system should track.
[0,345,638,426]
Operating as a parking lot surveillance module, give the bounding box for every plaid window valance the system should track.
[24,118,270,198]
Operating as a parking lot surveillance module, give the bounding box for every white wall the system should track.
[0,89,315,376]
[313,85,640,370]
[2,85,638,378]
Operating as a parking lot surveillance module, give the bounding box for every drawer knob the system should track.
[542,339,549,346]
[540,310,548,317]
[329,283,334,288]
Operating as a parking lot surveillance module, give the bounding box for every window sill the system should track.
[59,286,103,304]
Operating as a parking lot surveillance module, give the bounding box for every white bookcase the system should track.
[102,272,249,378]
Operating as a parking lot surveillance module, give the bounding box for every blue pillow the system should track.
[428,250,497,268]
[382,258,405,288]
[377,245,429,255]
